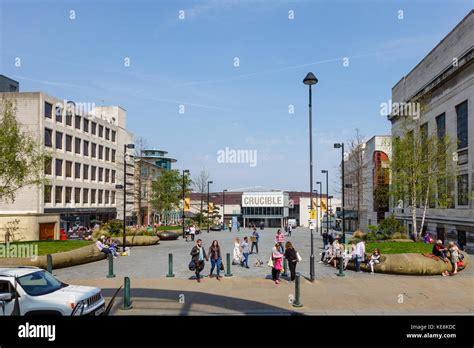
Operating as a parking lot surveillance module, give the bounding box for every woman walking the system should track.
[284,241,299,282]
[208,240,222,280]
[271,243,283,284]
[275,229,285,253]
[232,237,242,265]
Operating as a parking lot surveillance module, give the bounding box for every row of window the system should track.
[44,128,116,162]
[45,158,116,183]
[44,185,116,205]
[433,100,468,149]
[242,207,283,216]
[44,102,116,142]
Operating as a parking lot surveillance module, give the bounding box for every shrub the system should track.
[353,230,366,239]
[364,232,379,241]
[391,232,409,240]
[378,215,405,235]
[101,219,123,235]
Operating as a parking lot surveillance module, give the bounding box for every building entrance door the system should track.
[39,223,55,240]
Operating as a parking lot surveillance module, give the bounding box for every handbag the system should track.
[457,260,465,268]
[296,251,302,262]
[220,261,224,271]
[188,260,196,271]
[267,257,274,268]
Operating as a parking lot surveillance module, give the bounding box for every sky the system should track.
[0,0,472,195]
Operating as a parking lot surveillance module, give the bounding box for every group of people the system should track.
[269,241,300,284]
[95,235,120,258]
[189,239,223,282]
[432,240,464,276]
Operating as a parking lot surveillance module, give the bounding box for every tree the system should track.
[133,137,148,226]
[0,98,48,202]
[390,116,456,240]
[192,169,210,226]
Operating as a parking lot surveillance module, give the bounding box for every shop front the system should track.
[241,192,289,228]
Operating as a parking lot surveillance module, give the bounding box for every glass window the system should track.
[456,100,468,149]
[83,140,89,156]
[66,161,72,178]
[436,113,446,141]
[98,167,103,182]
[55,105,62,123]
[83,164,89,180]
[65,187,72,204]
[111,149,116,163]
[65,110,72,126]
[112,130,116,142]
[105,128,110,140]
[83,119,89,133]
[74,188,81,204]
[75,138,81,154]
[55,159,62,177]
[98,145,103,160]
[74,162,81,179]
[44,102,52,119]
[55,131,63,150]
[105,147,110,161]
[105,168,110,183]
[44,185,52,203]
[65,135,72,152]
[44,158,52,175]
[457,174,469,206]
[91,143,97,158]
[55,186,62,204]
[91,166,97,181]
[91,189,96,204]
[75,115,81,129]
[105,190,109,204]
[91,122,97,135]
[98,189,103,204]
[83,188,89,204]
[111,191,115,204]
[44,128,53,147]
[99,125,104,138]
[111,170,115,183]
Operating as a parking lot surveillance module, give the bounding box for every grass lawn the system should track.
[156,225,182,231]
[1,240,94,256]
[365,241,432,254]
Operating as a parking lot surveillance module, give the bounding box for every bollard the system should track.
[107,253,116,278]
[225,253,233,277]
[292,274,303,308]
[46,254,53,274]
[122,277,132,310]
[167,253,175,277]
[282,258,288,278]
[337,256,345,277]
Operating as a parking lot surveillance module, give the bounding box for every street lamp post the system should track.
[181,169,190,239]
[222,189,227,230]
[334,143,346,243]
[303,71,318,282]
[321,170,329,236]
[207,181,213,233]
[121,143,135,254]
[316,181,323,236]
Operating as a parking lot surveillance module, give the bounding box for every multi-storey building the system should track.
[388,10,473,251]
[0,91,134,241]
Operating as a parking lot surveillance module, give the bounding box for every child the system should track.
[368,248,381,274]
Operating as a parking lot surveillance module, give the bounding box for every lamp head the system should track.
[334,143,342,149]
[321,170,328,174]
[303,72,318,86]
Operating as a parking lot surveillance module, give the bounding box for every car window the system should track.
[17,271,64,296]
[0,281,12,294]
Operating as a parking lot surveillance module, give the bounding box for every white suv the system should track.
[0,267,105,316]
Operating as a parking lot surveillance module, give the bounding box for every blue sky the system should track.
[1,0,472,195]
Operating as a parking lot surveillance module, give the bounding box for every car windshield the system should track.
[17,270,66,296]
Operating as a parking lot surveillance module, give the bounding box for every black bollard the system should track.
[107,253,116,278]
[46,254,53,274]
[225,253,233,277]
[292,274,303,308]
[167,253,175,277]
[122,277,132,310]
[337,256,345,277]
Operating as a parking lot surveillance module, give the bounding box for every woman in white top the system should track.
[189,225,196,242]
[232,237,242,265]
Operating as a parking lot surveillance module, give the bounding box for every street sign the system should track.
[309,219,316,229]
[310,209,316,220]
[184,197,190,211]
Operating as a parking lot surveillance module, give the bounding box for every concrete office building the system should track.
[388,10,473,252]
[0,91,134,240]
[0,75,19,92]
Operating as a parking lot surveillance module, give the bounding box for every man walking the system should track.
[190,239,207,282]
[250,228,259,254]
[240,236,250,268]
[355,240,366,272]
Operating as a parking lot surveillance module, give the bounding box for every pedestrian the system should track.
[343,241,356,269]
[208,240,222,280]
[240,237,250,268]
[190,224,196,242]
[284,241,299,282]
[271,243,283,284]
[260,221,264,230]
[237,221,240,232]
[368,248,381,274]
[275,229,285,253]
[250,228,260,254]
[447,242,460,275]
[288,224,292,237]
[322,231,328,247]
[96,236,114,257]
[432,240,449,263]
[355,240,366,272]
[232,237,242,265]
[284,223,288,235]
[229,222,233,233]
[190,239,207,282]
[327,236,342,268]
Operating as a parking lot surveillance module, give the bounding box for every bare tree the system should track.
[133,137,148,226]
[192,169,210,226]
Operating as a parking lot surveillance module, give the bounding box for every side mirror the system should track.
[0,293,12,301]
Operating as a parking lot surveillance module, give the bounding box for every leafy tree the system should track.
[0,98,49,202]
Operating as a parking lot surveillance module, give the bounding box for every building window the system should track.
[457,174,469,206]
[105,147,110,161]
[44,185,52,203]
[44,128,53,147]
[44,102,52,119]
[91,189,96,204]
[83,119,89,133]
[105,128,110,140]
[74,188,81,204]
[105,168,110,183]
[55,131,63,150]
[436,113,446,141]
[65,187,72,204]
[66,110,72,126]
[91,166,97,181]
[83,188,89,204]
[91,122,97,135]
[75,115,81,129]
[55,159,63,177]
[105,190,110,204]
[83,140,89,156]
[83,164,89,180]
[55,186,62,204]
[55,105,63,123]
[98,167,104,182]
[66,135,72,152]
[44,158,52,175]
[98,189,103,204]
[66,161,72,178]
[91,143,97,158]
[98,145,104,160]
[112,130,116,142]
[111,191,115,204]
[99,125,104,138]
[111,149,116,163]
[456,100,468,149]
[75,162,81,179]
[75,138,81,154]
[111,170,115,183]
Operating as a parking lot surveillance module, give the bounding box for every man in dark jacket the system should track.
[190,239,207,282]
